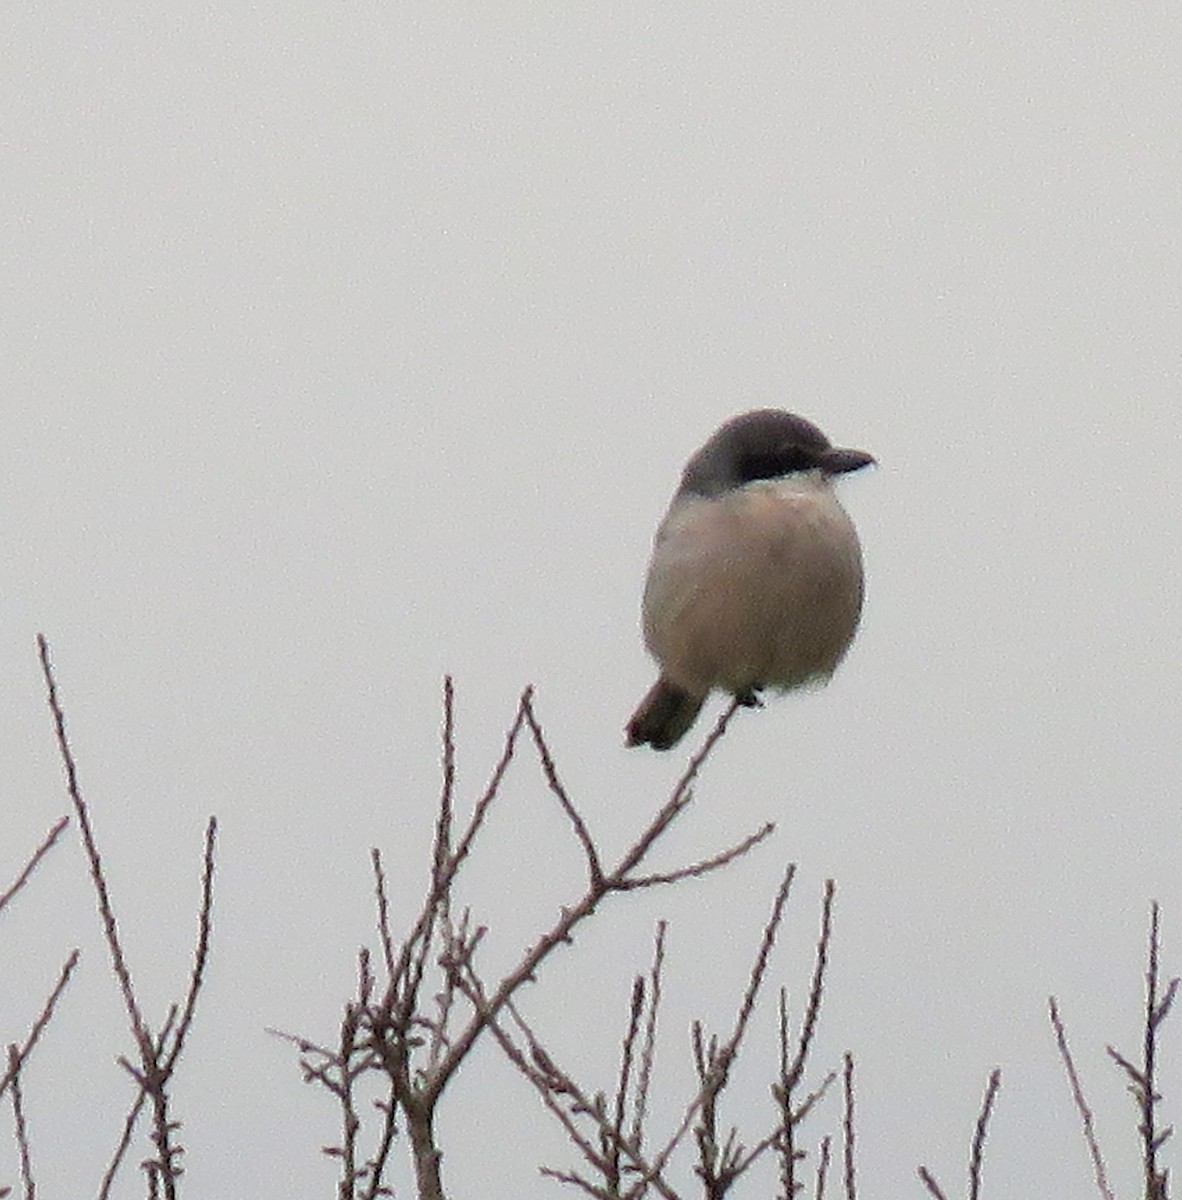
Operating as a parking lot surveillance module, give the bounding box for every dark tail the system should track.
[625,679,705,750]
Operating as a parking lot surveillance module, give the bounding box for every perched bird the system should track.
[626,410,874,750]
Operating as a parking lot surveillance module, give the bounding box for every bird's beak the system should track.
[820,447,876,475]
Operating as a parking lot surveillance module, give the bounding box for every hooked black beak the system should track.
[820,447,876,476]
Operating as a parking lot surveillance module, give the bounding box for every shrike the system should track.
[626,410,874,750]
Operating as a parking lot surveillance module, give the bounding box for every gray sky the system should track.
[2,2,1182,1196]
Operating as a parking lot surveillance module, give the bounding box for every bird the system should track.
[626,409,874,750]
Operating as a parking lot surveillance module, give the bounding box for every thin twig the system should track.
[616,698,744,882]
[523,692,603,886]
[488,993,679,1200]
[969,1068,1001,1200]
[621,824,776,890]
[916,1166,948,1200]
[362,1100,400,1200]
[0,949,80,1102]
[1049,997,1114,1200]
[815,1135,832,1200]
[40,637,218,1200]
[1143,902,1177,1199]
[793,1070,839,1129]
[777,989,794,1199]
[372,849,396,981]
[162,817,217,1074]
[1106,902,1178,1200]
[539,1162,618,1198]
[609,978,646,1190]
[38,635,148,1044]
[775,882,838,1197]
[0,816,69,916]
[434,676,456,889]
[786,880,835,1093]
[1144,900,1164,1197]
[842,1054,855,1200]
[630,922,666,1150]
[390,686,532,1021]
[730,866,797,1071]
[7,1046,34,1200]
[681,866,801,1197]
[98,1092,147,1200]
[438,687,531,892]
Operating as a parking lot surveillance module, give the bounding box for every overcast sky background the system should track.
[2,2,1182,1196]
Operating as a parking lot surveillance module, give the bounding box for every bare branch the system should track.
[1141,901,1175,1200]
[39,637,219,1200]
[441,686,531,890]
[398,683,464,1024]
[776,990,794,1200]
[916,1166,948,1200]
[685,866,799,1196]
[0,816,69,916]
[791,1068,839,1130]
[630,922,666,1150]
[968,1068,1001,1200]
[608,977,646,1190]
[1105,902,1177,1200]
[7,1046,33,1200]
[774,883,836,1200]
[614,698,744,882]
[731,865,796,1067]
[38,634,148,1043]
[815,1135,832,1200]
[522,691,603,886]
[98,1093,147,1200]
[540,1163,618,1199]
[389,685,532,1019]
[916,1068,1000,1200]
[0,949,80,1102]
[434,675,457,888]
[620,823,775,891]
[500,1006,622,1182]
[266,1027,337,1059]
[786,879,835,1094]
[842,1054,856,1200]
[372,849,396,981]
[729,1126,785,1185]
[162,817,217,1075]
[1049,997,1114,1200]
[480,993,680,1200]
[1105,1044,1141,1083]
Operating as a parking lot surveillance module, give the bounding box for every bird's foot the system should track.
[735,687,764,709]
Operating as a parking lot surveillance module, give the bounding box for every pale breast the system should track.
[642,478,864,695]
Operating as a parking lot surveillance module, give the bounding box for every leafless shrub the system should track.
[277,680,860,1199]
[483,864,830,1200]
[18,646,1182,1200]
